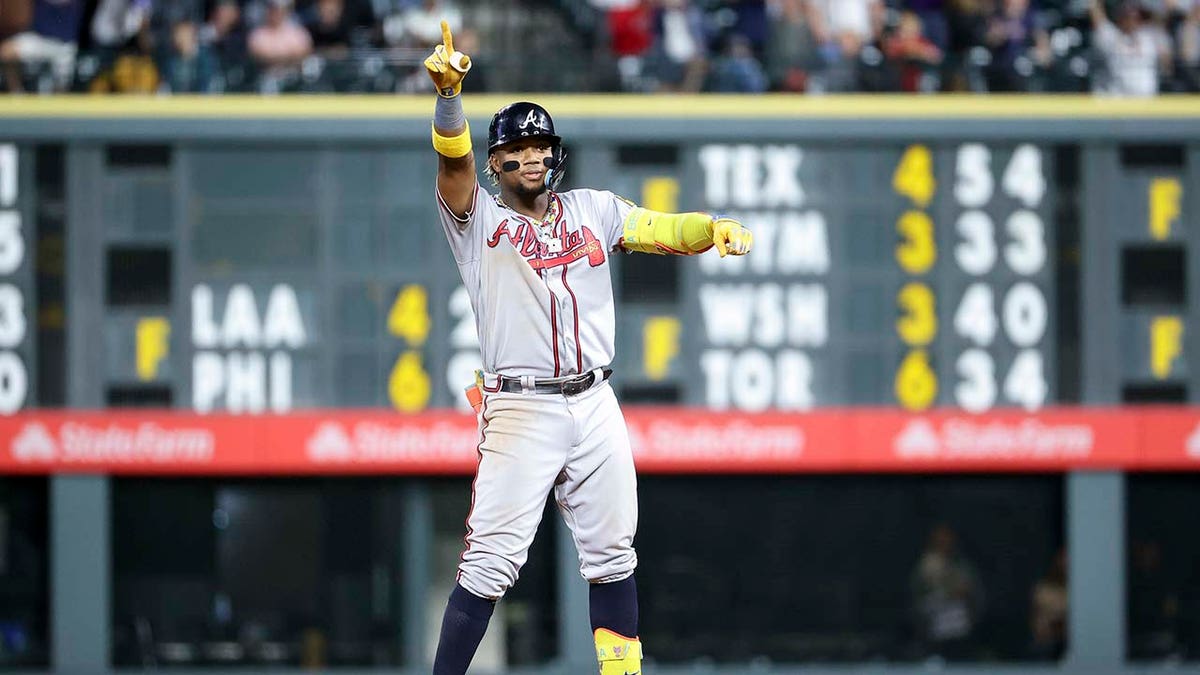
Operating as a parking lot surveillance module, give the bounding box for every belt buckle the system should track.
[560,373,591,397]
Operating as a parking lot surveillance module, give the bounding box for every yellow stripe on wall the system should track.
[0,94,1198,120]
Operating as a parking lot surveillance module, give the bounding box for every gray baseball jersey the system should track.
[438,184,633,378]
[436,182,640,600]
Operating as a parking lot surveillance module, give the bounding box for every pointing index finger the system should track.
[441,20,454,54]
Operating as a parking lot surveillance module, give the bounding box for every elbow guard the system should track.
[620,207,715,255]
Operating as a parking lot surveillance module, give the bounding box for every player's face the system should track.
[492,139,554,197]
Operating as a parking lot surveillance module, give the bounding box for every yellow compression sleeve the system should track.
[431,120,472,158]
[620,207,715,255]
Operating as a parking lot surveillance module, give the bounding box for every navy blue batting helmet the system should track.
[488,101,562,152]
[487,101,567,189]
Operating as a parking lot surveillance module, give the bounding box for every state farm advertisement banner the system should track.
[853,409,1141,472]
[0,414,259,474]
[0,407,1197,475]
[264,412,480,474]
[623,408,847,473]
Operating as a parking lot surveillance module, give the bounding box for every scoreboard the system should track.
[0,97,1196,417]
[683,141,1055,412]
[159,141,1058,414]
[0,144,35,413]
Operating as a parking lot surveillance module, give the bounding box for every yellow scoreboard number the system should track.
[387,284,431,412]
[893,144,939,411]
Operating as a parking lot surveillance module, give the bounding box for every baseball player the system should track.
[424,21,752,675]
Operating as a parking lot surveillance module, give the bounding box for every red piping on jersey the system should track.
[458,396,489,585]
[542,269,562,378]
[561,265,582,374]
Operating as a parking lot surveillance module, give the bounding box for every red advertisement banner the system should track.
[0,407,1197,475]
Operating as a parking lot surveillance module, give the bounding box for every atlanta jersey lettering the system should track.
[437,184,634,378]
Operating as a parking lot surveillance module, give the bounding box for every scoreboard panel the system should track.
[46,139,1063,414]
[683,141,1055,411]
[0,103,1192,415]
[0,143,35,412]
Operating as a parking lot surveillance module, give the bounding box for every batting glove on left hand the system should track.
[712,217,753,257]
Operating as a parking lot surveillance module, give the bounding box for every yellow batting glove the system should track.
[423,20,472,97]
[712,217,753,257]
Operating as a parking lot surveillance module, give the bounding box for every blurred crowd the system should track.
[0,0,474,93]
[599,0,1200,94]
[0,0,1196,94]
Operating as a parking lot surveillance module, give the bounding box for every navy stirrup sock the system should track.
[589,575,639,637]
[433,584,496,675]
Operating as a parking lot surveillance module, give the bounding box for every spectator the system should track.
[0,0,32,42]
[1090,0,1168,96]
[247,0,312,85]
[306,0,352,55]
[910,524,984,660]
[945,0,991,90]
[87,47,159,91]
[765,0,817,91]
[1183,0,1200,87]
[90,0,151,52]
[382,0,459,48]
[1180,0,1200,62]
[299,0,371,91]
[159,18,217,92]
[985,0,1053,91]
[87,0,158,92]
[0,0,83,92]
[600,0,653,91]
[731,0,770,58]
[1128,539,1181,658]
[200,0,246,69]
[884,10,944,91]
[1029,547,1067,660]
[906,0,950,52]
[802,0,884,91]
[1163,0,1200,89]
[707,31,768,92]
[644,0,708,92]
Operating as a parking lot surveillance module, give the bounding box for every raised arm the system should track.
[424,21,476,220]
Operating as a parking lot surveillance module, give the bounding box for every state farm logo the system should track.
[305,420,478,463]
[12,423,58,462]
[634,419,805,459]
[895,419,939,458]
[306,423,353,461]
[893,417,1094,460]
[10,421,213,463]
[1186,423,1200,459]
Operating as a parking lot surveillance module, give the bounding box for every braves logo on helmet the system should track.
[518,109,548,131]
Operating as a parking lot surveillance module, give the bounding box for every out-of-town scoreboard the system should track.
[681,141,1055,412]
[1,99,1195,416]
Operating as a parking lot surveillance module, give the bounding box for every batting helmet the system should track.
[488,101,567,189]
[488,101,561,151]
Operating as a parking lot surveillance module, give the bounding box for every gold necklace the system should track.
[497,192,558,227]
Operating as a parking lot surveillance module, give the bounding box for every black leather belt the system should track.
[496,367,613,396]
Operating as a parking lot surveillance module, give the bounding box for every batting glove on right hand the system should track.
[712,217,753,257]
[424,20,472,97]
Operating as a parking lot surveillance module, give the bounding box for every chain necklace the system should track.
[495,191,559,227]
[496,192,563,252]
